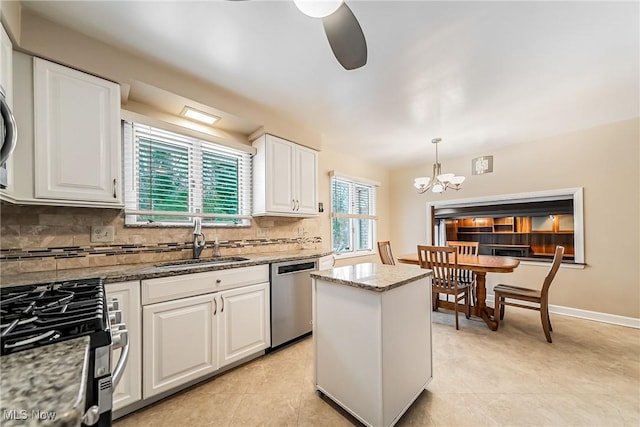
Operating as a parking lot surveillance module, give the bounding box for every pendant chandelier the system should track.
[413,138,465,194]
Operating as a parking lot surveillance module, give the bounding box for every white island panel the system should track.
[312,263,432,427]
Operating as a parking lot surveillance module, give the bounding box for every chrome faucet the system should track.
[192,217,206,259]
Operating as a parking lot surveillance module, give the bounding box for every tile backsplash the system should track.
[0,204,323,275]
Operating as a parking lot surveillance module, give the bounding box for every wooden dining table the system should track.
[397,253,520,330]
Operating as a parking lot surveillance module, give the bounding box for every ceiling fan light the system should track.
[293,0,343,18]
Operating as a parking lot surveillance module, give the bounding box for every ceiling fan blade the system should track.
[322,2,367,70]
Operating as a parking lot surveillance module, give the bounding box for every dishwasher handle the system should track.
[274,261,317,275]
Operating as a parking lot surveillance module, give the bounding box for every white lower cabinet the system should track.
[218,283,270,368]
[105,281,142,412]
[143,294,218,398]
[141,265,270,399]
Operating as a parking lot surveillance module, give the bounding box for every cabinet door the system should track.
[265,135,295,213]
[143,294,217,398]
[33,58,122,203]
[105,281,142,412]
[295,145,318,215]
[218,283,270,368]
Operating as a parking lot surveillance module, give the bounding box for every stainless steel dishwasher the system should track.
[270,259,318,348]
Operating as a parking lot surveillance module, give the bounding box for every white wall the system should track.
[390,118,640,318]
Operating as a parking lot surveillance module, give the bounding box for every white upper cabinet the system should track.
[33,58,122,204]
[252,134,318,216]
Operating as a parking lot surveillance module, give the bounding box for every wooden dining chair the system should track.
[417,245,472,330]
[447,241,479,303]
[493,246,565,343]
[377,241,395,265]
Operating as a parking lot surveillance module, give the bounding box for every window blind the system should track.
[123,121,252,226]
[330,174,377,254]
[330,177,377,220]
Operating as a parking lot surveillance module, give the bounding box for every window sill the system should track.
[334,250,377,260]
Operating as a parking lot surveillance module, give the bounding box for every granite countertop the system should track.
[0,249,333,424]
[310,262,431,292]
[0,249,333,288]
[0,337,90,427]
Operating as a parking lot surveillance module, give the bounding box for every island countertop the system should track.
[310,262,431,292]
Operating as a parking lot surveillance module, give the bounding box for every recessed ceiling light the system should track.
[181,106,220,126]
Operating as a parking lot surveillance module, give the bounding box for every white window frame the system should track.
[123,121,252,227]
[330,171,380,259]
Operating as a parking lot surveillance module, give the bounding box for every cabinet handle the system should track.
[221,296,224,313]
[292,199,296,211]
[113,178,117,199]
[295,200,299,211]
[213,297,217,316]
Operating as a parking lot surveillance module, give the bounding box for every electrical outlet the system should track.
[256,227,269,238]
[91,226,115,243]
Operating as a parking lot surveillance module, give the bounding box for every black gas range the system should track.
[0,278,129,426]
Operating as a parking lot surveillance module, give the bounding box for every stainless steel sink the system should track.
[155,257,250,271]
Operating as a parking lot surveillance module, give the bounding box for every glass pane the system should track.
[332,179,350,214]
[354,218,372,251]
[137,137,190,223]
[332,218,352,253]
[202,151,240,225]
[354,185,371,215]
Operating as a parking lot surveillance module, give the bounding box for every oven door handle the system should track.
[111,326,129,390]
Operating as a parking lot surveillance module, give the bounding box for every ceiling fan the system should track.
[293,0,368,70]
[229,0,367,70]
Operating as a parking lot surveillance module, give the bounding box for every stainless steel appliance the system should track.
[270,259,318,348]
[0,84,17,188]
[0,279,129,426]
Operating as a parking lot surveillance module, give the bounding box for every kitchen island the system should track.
[310,263,432,427]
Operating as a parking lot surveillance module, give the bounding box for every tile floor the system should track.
[115,309,640,426]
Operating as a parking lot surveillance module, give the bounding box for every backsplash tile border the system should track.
[0,237,322,262]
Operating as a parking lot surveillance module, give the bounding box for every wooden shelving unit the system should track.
[444,215,575,260]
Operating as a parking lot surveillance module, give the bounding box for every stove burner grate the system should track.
[0,278,109,355]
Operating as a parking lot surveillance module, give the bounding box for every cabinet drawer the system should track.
[142,265,269,305]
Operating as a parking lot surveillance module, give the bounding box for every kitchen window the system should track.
[123,121,251,226]
[330,172,378,256]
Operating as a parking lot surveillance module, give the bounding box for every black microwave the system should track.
[0,84,17,188]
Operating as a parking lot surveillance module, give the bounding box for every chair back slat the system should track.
[417,245,459,290]
[377,241,395,265]
[448,241,478,282]
[541,246,564,297]
[448,241,479,256]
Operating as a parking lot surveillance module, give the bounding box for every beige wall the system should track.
[390,118,640,318]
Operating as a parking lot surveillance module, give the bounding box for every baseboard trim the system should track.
[485,295,640,329]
